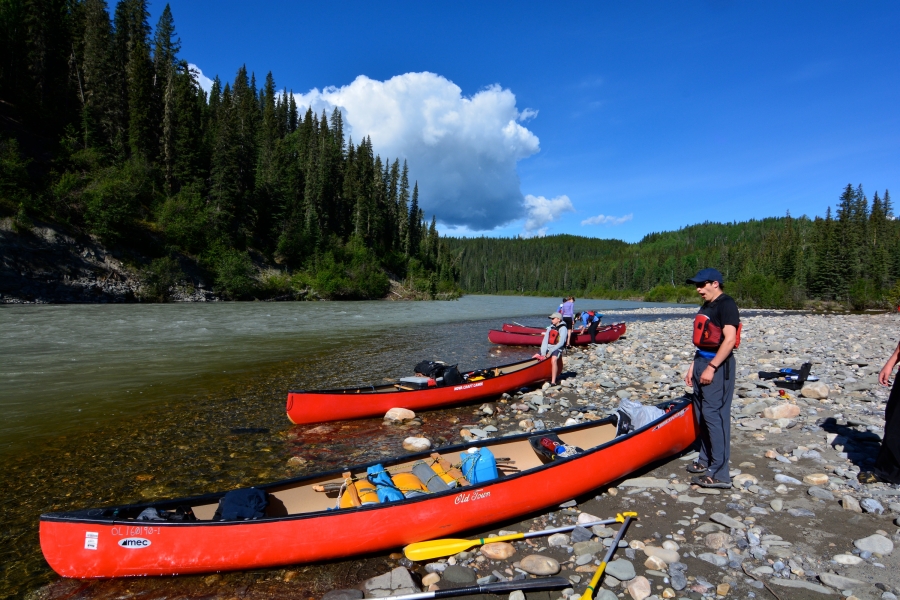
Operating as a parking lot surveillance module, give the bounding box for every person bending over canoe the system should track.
[540,312,568,386]
[575,310,603,344]
[857,340,900,485]
[683,268,740,490]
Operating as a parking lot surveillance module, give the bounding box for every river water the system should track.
[0,296,688,599]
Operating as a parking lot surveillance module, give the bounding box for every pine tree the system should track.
[407,181,420,256]
[81,0,118,152]
[398,160,409,253]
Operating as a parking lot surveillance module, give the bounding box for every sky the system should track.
[149,1,899,242]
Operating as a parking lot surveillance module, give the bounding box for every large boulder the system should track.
[763,403,801,419]
[801,382,830,399]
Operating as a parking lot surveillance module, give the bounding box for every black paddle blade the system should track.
[432,577,571,599]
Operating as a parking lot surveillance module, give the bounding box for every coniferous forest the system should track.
[445,184,898,310]
[0,0,459,300]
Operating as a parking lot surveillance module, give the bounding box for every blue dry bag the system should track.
[459,447,498,484]
[367,464,405,503]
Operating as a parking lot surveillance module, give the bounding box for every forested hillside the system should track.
[0,0,459,300]
[445,184,898,309]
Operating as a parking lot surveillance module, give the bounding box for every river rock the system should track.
[548,533,570,547]
[833,553,863,565]
[808,486,835,501]
[788,508,816,517]
[698,552,728,567]
[626,576,651,600]
[801,382,830,399]
[577,512,603,525]
[710,512,746,529]
[596,590,618,600]
[763,404,801,419]
[364,567,420,596]
[421,572,441,587]
[677,495,705,506]
[322,590,364,600]
[770,498,783,511]
[716,583,731,596]
[705,532,734,550]
[860,498,884,514]
[441,565,477,584]
[605,558,636,581]
[384,408,416,422]
[853,534,893,555]
[842,495,862,512]
[518,554,560,575]
[774,474,802,484]
[481,542,516,560]
[819,573,865,589]
[402,437,431,452]
[573,540,605,556]
[644,555,667,570]
[592,525,615,538]
[803,473,830,486]
[643,546,680,564]
[619,477,671,489]
[733,473,758,487]
[670,569,687,591]
[768,578,834,594]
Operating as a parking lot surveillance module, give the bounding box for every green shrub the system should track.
[212,248,256,299]
[849,278,881,311]
[83,157,154,243]
[140,256,183,302]
[312,238,390,299]
[156,185,210,254]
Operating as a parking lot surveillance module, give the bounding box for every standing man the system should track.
[540,312,568,386]
[683,268,740,489]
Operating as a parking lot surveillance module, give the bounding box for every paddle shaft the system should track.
[579,515,634,600]
[386,576,571,600]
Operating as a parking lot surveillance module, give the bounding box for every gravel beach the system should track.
[359,309,900,600]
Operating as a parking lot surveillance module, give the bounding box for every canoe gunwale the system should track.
[40,396,691,527]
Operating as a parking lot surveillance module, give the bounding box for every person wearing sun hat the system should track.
[683,268,741,489]
[538,312,568,386]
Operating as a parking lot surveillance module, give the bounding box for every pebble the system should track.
[605,558,636,581]
[518,554,560,576]
[842,495,863,512]
[481,542,516,560]
[833,554,864,565]
[854,534,894,555]
[384,408,416,423]
[803,473,830,486]
[705,532,734,550]
[774,474,802,485]
[861,498,885,514]
[710,512,746,530]
[698,552,728,567]
[769,498,783,511]
[644,555,667,570]
[626,576,651,600]
[808,486,835,501]
[819,573,865,589]
[401,436,431,452]
[643,546,680,564]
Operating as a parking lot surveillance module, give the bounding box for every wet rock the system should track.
[421,573,441,587]
[518,554,560,576]
[441,565,477,584]
[364,567,421,596]
[644,555,667,570]
[819,573,865,589]
[854,534,893,555]
[605,558,636,581]
[710,512,746,529]
[643,546,680,564]
[481,542,516,560]
[626,576,651,600]
[384,408,416,423]
[402,437,431,452]
[322,590,364,600]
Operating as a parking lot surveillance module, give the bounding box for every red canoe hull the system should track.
[40,399,696,578]
[285,358,553,425]
[488,323,626,346]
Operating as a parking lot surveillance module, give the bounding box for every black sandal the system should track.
[692,475,732,489]
[857,471,882,484]
[686,461,707,474]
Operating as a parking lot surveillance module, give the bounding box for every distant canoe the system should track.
[488,323,626,346]
[40,397,695,578]
[285,357,552,425]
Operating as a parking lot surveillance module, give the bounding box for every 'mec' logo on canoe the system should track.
[118,537,152,548]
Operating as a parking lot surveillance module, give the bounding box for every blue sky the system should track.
[149,1,899,242]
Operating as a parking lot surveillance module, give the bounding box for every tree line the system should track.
[0,0,459,300]
[444,184,898,309]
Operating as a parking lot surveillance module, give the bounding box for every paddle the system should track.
[578,512,636,600]
[403,513,636,561]
[384,576,571,600]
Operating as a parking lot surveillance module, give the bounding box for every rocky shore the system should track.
[352,310,900,600]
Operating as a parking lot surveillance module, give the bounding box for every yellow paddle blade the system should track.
[615,511,638,522]
[403,532,526,561]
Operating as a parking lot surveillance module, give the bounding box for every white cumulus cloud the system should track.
[188,63,214,94]
[293,72,541,230]
[581,213,633,226]
[520,194,575,238]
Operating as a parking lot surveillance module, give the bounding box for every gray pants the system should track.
[692,353,736,482]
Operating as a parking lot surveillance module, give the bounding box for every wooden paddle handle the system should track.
[342,472,361,507]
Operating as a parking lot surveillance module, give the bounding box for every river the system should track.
[0,296,689,599]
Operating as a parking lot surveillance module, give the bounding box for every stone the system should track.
[644,555,667,570]
[819,573,865,589]
[710,512,746,529]
[509,591,525,600]
[788,508,816,517]
[860,498,885,514]
[605,558,636,581]
[693,523,725,534]
[592,525,615,538]
[384,408,416,422]
[770,498,783,511]
[573,540,605,556]
[571,526,593,543]
[642,546,680,564]
[661,589,676,599]
[576,553,594,566]
[698,552,728,567]
[733,474,758,487]
[421,573,441,587]
[364,567,421,595]
[767,578,834,594]
[803,473,830,486]
[774,474,802,484]
[677,495,705,506]
[425,563,447,573]
[705,532,734,550]
[808,486,835,501]
[801,382,830,399]
[577,512,604,525]
[670,569,687,591]
[661,540,679,551]
[596,590,618,600]
[402,437,432,452]
[716,583,731,596]
[619,477,671,489]
[441,565,477,584]
[626,576,651,600]
[763,404,801,419]
[833,554,864,565]
[854,534,893,555]
[322,590,364,600]
[481,542,516,560]
[518,554,560,576]
[842,496,862,512]
[548,533,570,547]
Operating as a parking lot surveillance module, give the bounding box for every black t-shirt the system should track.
[698,293,740,331]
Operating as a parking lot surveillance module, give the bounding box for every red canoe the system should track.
[286,358,552,425]
[488,323,626,346]
[40,397,696,578]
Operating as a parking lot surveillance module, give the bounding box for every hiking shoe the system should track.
[691,475,732,489]
[686,461,707,474]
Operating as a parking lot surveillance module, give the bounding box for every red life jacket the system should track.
[547,324,562,345]
[693,313,742,350]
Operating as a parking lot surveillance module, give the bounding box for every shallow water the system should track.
[0,296,686,599]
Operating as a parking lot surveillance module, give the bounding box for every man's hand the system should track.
[699,364,715,385]
[684,365,694,387]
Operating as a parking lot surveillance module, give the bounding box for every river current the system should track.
[0,296,688,599]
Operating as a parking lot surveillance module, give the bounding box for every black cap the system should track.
[686,268,724,285]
